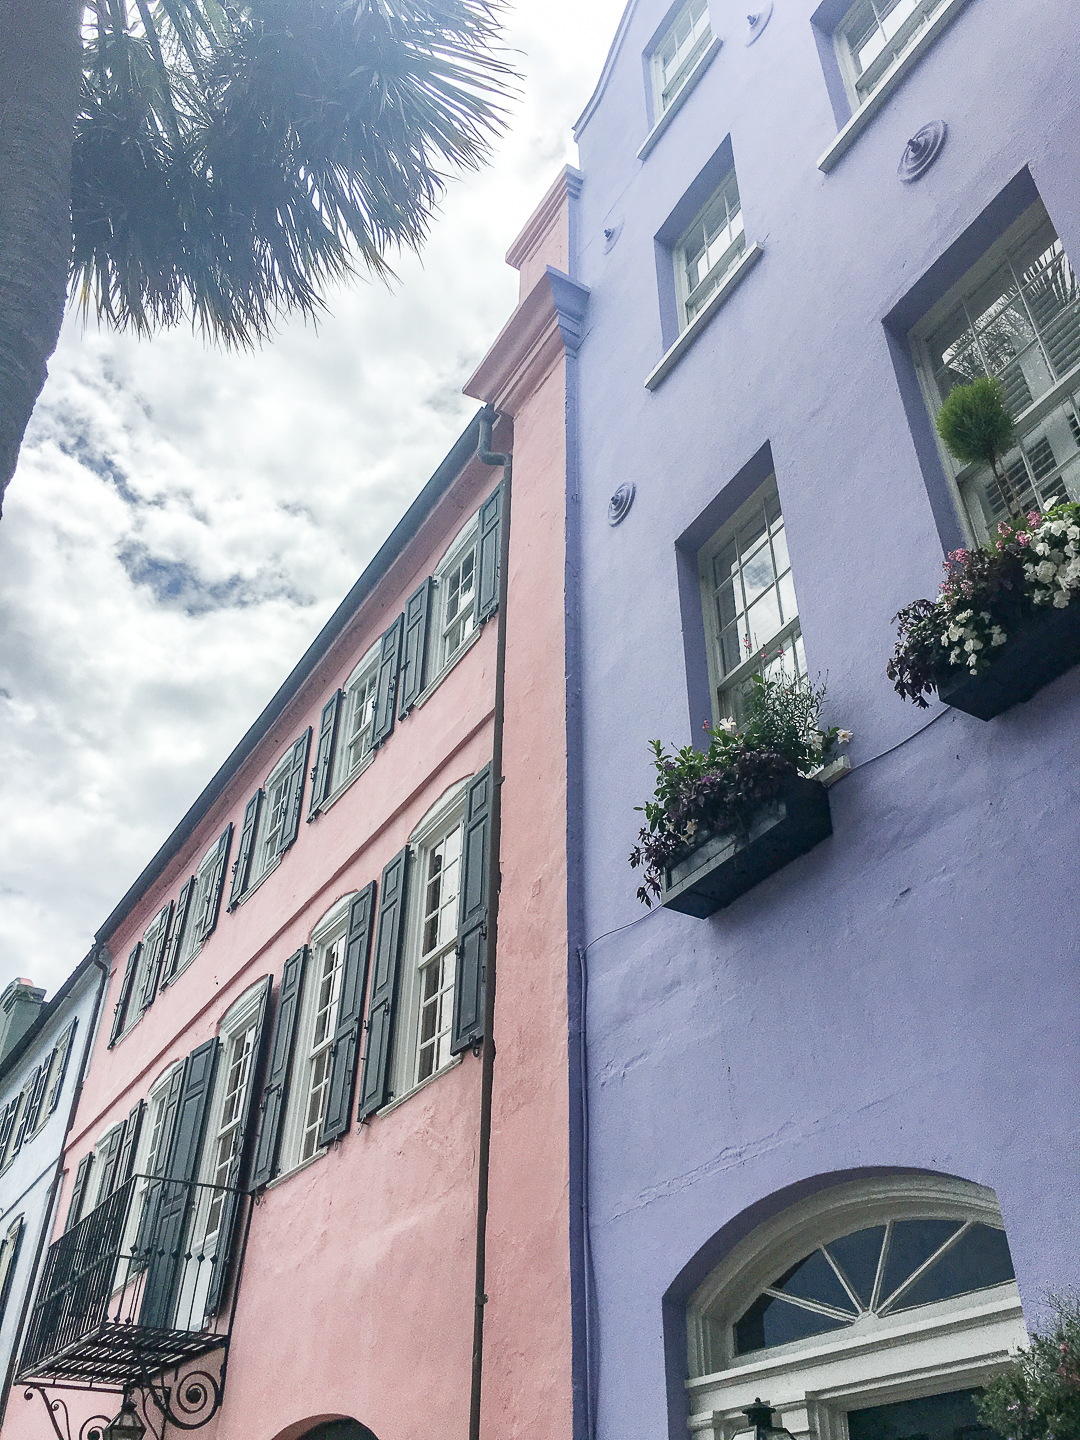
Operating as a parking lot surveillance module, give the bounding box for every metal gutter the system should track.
[94,409,487,948]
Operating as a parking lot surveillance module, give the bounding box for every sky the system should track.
[0,0,627,999]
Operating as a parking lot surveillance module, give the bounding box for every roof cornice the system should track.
[463,267,590,415]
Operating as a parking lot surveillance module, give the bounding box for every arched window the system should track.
[685,1176,1025,1440]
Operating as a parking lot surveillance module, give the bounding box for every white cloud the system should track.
[0,0,626,997]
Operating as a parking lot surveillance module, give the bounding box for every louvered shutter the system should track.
[398,578,433,718]
[0,1217,23,1323]
[319,884,377,1146]
[0,1098,19,1163]
[22,1061,51,1137]
[95,1124,125,1199]
[161,878,195,985]
[476,485,502,625]
[132,1066,184,1266]
[194,823,233,945]
[371,615,405,750]
[138,901,174,1013]
[229,792,262,909]
[357,849,409,1120]
[451,765,494,1055]
[66,1153,94,1231]
[109,945,141,1046]
[117,1101,145,1187]
[140,1039,219,1329]
[276,729,311,856]
[46,1020,77,1116]
[11,1073,39,1158]
[250,948,307,1188]
[204,975,272,1319]
[308,693,342,818]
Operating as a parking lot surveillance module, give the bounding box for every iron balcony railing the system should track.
[19,1173,250,1387]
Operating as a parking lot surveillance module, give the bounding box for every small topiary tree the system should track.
[935,376,1022,516]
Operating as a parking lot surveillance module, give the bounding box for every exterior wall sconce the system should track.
[741,1399,796,1440]
[102,1398,146,1440]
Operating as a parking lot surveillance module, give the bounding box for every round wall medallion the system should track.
[898,121,947,182]
[745,1,773,44]
[608,482,635,526]
[603,218,624,254]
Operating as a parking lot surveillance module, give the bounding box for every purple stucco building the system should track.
[568,2,1080,1438]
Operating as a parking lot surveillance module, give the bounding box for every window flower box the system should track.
[937,598,1080,720]
[660,774,832,918]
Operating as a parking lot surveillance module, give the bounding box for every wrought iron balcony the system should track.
[18,1173,250,1390]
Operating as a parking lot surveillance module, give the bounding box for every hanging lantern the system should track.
[102,1397,146,1440]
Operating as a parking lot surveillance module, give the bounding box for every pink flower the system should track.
[1029,511,1041,525]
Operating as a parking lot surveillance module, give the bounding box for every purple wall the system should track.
[570,1,1080,1436]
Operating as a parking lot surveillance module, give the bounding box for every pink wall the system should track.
[5,176,575,1440]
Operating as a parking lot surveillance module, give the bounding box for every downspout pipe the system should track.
[469,405,512,1440]
[0,948,110,1424]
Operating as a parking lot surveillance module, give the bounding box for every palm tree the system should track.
[0,0,513,515]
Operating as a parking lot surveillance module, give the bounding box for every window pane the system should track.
[879,1219,962,1304]
[773,1249,857,1313]
[778,569,798,624]
[734,1292,849,1355]
[745,589,782,654]
[891,1224,1014,1312]
[826,1226,886,1308]
[847,1388,999,1440]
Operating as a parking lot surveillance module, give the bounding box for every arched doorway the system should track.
[303,1424,379,1440]
[682,1174,1024,1439]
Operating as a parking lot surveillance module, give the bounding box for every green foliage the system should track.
[935,377,1016,471]
[976,1294,1080,1440]
[71,0,516,344]
[628,674,848,905]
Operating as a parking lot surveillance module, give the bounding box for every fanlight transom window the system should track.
[735,1218,1015,1355]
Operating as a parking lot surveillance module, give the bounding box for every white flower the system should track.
[836,729,853,744]
[1068,525,1080,540]
[949,646,961,663]
[716,717,737,735]
[964,637,983,652]
[1053,591,1071,608]
[991,627,1007,646]
[955,609,973,623]
[1051,519,1067,535]
[1036,541,1051,556]
[1037,560,1057,582]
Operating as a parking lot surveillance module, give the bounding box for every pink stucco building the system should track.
[5,170,588,1440]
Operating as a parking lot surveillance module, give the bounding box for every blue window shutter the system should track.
[357,848,409,1119]
[476,486,502,625]
[277,729,312,855]
[309,691,342,818]
[65,1152,94,1231]
[319,884,377,1146]
[451,765,493,1054]
[229,791,262,908]
[204,974,272,1319]
[195,823,233,944]
[109,945,141,1046]
[250,948,307,1188]
[161,878,195,985]
[138,901,174,1013]
[398,578,433,719]
[371,615,405,750]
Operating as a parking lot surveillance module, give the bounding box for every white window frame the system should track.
[86,1121,125,1214]
[390,778,471,1101]
[330,642,380,796]
[430,515,481,684]
[0,1216,22,1324]
[699,478,807,726]
[277,895,354,1175]
[122,1061,182,1275]
[912,200,1080,543]
[39,1023,75,1124]
[651,0,713,118]
[247,746,295,890]
[675,167,746,333]
[685,1175,1026,1440]
[835,0,955,106]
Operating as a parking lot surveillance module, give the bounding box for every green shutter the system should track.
[309,692,342,817]
[319,884,377,1145]
[451,766,493,1054]
[161,877,195,984]
[357,849,409,1119]
[229,792,262,908]
[66,1153,94,1231]
[371,615,405,749]
[398,578,433,718]
[109,945,141,1045]
[250,949,307,1188]
[476,485,502,624]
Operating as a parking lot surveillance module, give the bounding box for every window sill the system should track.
[231,854,281,911]
[376,1054,464,1118]
[645,242,763,391]
[637,35,723,161]
[264,1148,326,1191]
[310,751,376,821]
[411,623,484,713]
[817,0,972,173]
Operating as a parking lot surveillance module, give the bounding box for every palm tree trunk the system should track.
[0,0,81,517]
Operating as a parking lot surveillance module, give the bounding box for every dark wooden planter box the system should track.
[937,600,1080,720]
[660,775,833,918]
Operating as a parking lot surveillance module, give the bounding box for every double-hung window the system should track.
[652,0,712,118]
[253,752,294,882]
[676,168,745,331]
[435,521,479,672]
[333,645,380,791]
[699,479,807,724]
[835,0,958,108]
[913,200,1080,537]
[173,828,232,974]
[280,903,350,1170]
